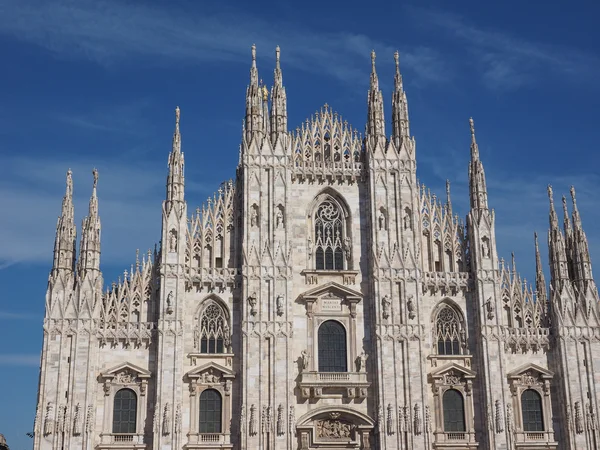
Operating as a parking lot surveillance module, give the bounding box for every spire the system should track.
[166,106,185,207]
[244,44,265,143]
[270,45,287,140]
[534,232,548,303]
[366,49,385,139]
[51,169,77,277]
[392,51,410,146]
[78,169,101,278]
[446,179,452,215]
[547,185,569,287]
[570,186,595,285]
[468,118,488,213]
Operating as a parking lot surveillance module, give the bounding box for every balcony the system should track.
[298,371,370,399]
[185,433,233,449]
[513,430,557,449]
[433,430,477,449]
[97,434,146,449]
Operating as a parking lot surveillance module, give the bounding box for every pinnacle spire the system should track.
[367,49,385,139]
[569,185,595,286]
[392,51,410,146]
[167,106,185,206]
[547,184,570,288]
[534,231,548,304]
[394,51,403,92]
[51,169,77,277]
[446,180,452,215]
[468,117,488,212]
[78,169,102,278]
[270,46,287,140]
[570,186,582,230]
[469,117,479,159]
[244,44,265,144]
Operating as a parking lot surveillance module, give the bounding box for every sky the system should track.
[0,0,599,447]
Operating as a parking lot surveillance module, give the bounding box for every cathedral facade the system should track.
[34,46,600,450]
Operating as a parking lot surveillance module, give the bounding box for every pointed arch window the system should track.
[199,389,222,433]
[112,388,137,434]
[443,389,465,432]
[314,200,345,270]
[521,389,544,431]
[435,305,463,355]
[200,303,229,354]
[318,320,347,372]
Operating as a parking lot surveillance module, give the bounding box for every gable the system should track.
[100,362,151,380]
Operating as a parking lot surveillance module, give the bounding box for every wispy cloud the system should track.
[0,354,41,366]
[0,0,447,86]
[0,310,40,320]
[409,7,600,91]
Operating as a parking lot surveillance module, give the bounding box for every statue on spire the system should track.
[92,168,98,189]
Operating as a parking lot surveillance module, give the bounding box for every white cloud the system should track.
[0,310,40,320]
[408,7,600,91]
[0,0,446,86]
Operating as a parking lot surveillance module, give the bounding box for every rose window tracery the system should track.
[435,305,463,355]
[199,303,229,354]
[314,200,345,270]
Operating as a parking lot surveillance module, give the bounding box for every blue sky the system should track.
[1,0,599,447]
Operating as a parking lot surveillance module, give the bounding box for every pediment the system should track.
[101,362,151,380]
[186,361,235,380]
[507,363,553,380]
[430,362,476,380]
[300,282,362,302]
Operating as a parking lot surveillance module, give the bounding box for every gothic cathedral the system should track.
[34,46,600,450]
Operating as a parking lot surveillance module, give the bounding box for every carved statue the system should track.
[378,211,386,231]
[251,206,258,227]
[276,295,284,316]
[169,229,177,252]
[276,208,284,229]
[301,350,310,372]
[381,295,391,319]
[248,292,257,316]
[482,237,490,258]
[356,351,368,372]
[307,237,313,257]
[343,237,352,261]
[166,291,174,315]
[403,212,411,230]
[407,295,415,319]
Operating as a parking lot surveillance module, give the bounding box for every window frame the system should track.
[308,193,352,272]
[112,388,138,434]
[442,389,466,432]
[521,389,544,432]
[199,389,223,434]
[317,320,348,373]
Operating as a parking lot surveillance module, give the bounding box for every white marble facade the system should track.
[34,47,600,450]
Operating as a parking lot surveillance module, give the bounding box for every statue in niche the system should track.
[276,295,284,316]
[276,206,284,229]
[378,210,386,231]
[168,229,178,252]
[250,205,259,227]
[166,291,174,315]
[407,295,415,319]
[381,295,391,319]
[300,350,310,372]
[482,237,490,258]
[248,292,257,316]
[356,351,368,372]
[403,211,411,230]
